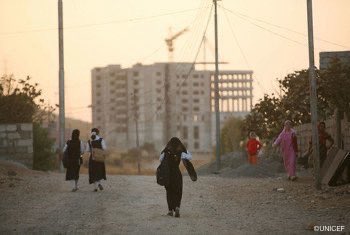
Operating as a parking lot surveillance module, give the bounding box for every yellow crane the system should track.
[165,27,188,62]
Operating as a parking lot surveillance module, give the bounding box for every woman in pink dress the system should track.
[273,120,298,181]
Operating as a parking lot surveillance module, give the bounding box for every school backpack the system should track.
[62,140,81,168]
[62,141,70,168]
[156,152,170,187]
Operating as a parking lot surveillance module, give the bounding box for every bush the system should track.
[220,116,244,154]
[33,123,56,171]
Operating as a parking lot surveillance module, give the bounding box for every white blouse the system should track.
[85,135,107,152]
[159,151,192,162]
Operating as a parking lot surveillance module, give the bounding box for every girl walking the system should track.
[87,128,107,192]
[159,137,197,217]
[273,120,298,181]
[246,131,262,165]
[63,129,84,192]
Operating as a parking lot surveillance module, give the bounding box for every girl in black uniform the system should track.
[159,137,196,217]
[87,128,107,192]
[63,129,84,192]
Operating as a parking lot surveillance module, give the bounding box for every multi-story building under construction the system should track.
[91,62,253,152]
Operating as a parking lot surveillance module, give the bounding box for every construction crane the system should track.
[165,27,188,62]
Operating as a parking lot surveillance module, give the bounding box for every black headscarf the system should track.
[71,129,80,142]
[162,137,187,156]
[68,129,81,157]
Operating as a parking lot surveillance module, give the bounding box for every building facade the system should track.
[319,51,350,69]
[91,63,253,152]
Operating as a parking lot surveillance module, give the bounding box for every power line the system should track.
[105,1,212,102]
[171,4,214,98]
[133,46,163,63]
[220,3,277,96]
[166,0,212,76]
[127,1,213,104]
[222,6,350,49]
[60,2,212,101]
[87,2,213,126]
[221,6,309,47]
[143,3,214,124]
[0,7,204,37]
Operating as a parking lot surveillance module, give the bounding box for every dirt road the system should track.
[0,169,349,234]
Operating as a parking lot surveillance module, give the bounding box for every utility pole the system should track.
[307,0,321,189]
[133,91,141,174]
[58,0,65,171]
[203,35,207,70]
[214,0,221,172]
[335,109,342,148]
[164,64,171,143]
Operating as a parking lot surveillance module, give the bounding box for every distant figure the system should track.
[308,121,334,167]
[246,131,262,165]
[159,137,197,218]
[63,129,84,192]
[273,120,298,181]
[87,128,107,192]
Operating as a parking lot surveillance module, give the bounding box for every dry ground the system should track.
[0,161,349,234]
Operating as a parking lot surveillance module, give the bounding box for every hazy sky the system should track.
[0,0,349,123]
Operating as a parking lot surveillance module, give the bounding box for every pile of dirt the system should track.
[196,152,242,175]
[220,159,284,178]
[0,160,44,188]
[197,152,284,178]
[0,160,29,174]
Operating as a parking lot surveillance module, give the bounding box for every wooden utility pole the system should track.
[214,0,221,172]
[58,0,65,171]
[307,0,321,189]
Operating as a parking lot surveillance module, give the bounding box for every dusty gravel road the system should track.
[0,171,349,234]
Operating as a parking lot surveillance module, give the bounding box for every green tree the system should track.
[278,69,332,124]
[318,59,350,118]
[220,116,244,154]
[242,60,349,142]
[0,75,41,123]
[33,123,56,171]
[243,94,284,140]
[0,74,56,171]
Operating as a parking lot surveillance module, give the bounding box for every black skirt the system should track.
[165,169,183,210]
[88,157,106,184]
[65,159,80,180]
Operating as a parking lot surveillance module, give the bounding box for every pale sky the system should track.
[0,0,349,123]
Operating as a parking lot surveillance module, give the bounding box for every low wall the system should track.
[295,118,350,156]
[0,123,33,168]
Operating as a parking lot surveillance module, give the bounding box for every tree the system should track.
[242,61,349,142]
[0,75,41,123]
[0,74,55,123]
[243,94,284,140]
[220,116,244,154]
[0,74,56,171]
[33,123,56,171]
[318,58,350,118]
[278,69,333,124]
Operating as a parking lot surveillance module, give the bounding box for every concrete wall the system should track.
[295,118,350,156]
[319,51,350,69]
[0,123,33,168]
